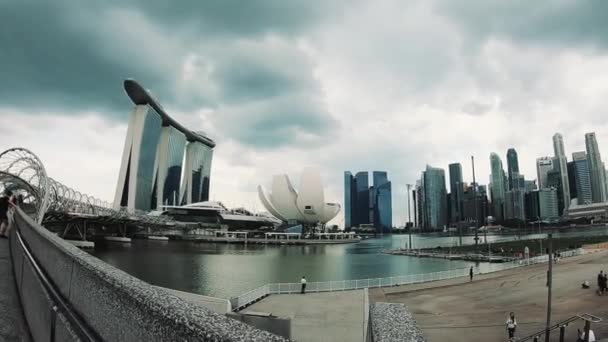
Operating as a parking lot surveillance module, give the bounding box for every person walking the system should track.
[300,276,307,294]
[469,266,474,282]
[506,312,517,340]
[0,190,12,238]
[598,271,605,296]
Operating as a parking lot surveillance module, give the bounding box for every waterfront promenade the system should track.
[0,239,30,341]
[373,249,608,341]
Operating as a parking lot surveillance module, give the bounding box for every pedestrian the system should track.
[603,272,608,295]
[598,271,605,296]
[0,190,12,238]
[524,246,530,265]
[469,266,473,282]
[506,312,517,340]
[300,276,307,294]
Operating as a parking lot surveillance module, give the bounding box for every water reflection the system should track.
[90,228,608,298]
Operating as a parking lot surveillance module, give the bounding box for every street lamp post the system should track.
[545,233,553,342]
[406,184,413,250]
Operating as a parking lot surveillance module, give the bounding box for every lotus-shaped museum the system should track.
[257,168,341,224]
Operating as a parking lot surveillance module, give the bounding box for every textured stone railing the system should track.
[370,303,425,342]
[10,209,288,341]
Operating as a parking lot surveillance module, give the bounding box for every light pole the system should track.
[406,184,412,250]
[545,233,553,342]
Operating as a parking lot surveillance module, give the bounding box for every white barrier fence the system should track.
[232,248,583,311]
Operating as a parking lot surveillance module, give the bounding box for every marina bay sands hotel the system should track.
[113,79,215,212]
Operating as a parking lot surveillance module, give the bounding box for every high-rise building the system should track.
[505,190,525,221]
[567,161,578,201]
[415,180,424,228]
[585,132,606,203]
[345,171,392,231]
[355,172,371,226]
[462,183,488,226]
[525,191,540,221]
[448,163,463,224]
[506,148,519,190]
[373,171,393,233]
[489,153,506,222]
[538,188,559,221]
[572,151,592,205]
[114,80,215,212]
[552,133,571,213]
[421,166,447,230]
[344,172,356,229]
[524,180,537,193]
[536,157,554,190]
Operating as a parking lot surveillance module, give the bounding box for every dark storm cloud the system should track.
[0,0,339,148]
[439,0,608,49]
[0,1,175,117]
[217,93,337,148]
[122,0,345,38]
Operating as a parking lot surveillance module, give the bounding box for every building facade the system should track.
[489,153,506,222]
[552,133,571,213]
[373,171,393,233]
[585,132,606,203]
[114,80,215,212]
[536,157,554,190]
[448,163,463,224]
[344,172,355,229]
[506,148,519,190]
[572,151,592,205]
[538,188,559,221]
[421,166,447,230]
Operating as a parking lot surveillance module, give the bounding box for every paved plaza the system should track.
[374,249,608,341]
[245,290,366,342]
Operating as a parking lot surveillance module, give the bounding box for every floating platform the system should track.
[384,249,516,263]
[66,240,95,249]
[147,236,169,241]
[104,236,132,243]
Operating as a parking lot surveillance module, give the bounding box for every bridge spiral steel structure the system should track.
[0,147,171,225]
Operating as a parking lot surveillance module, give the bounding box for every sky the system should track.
[2,0,608,227]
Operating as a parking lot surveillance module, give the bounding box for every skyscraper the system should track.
[373,171,393,233]
[572,151,592,205]
[538,188,559,221]
[448,163,463,224]
[536,157,554,190]
[567,161,577,201]
[490,153,506,222]
[422,166,447,230]
[345,171,392,230]
[344,172,356,229]
[585,132,606,203]
[552,133,571,212]
[506,148,519,190]
[355,172,371,225]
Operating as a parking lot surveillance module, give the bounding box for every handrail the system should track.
[15,227,100,341]
[517,314,602,342]
[232,249,583,311]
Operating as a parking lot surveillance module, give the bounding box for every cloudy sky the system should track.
[2,0,608,227]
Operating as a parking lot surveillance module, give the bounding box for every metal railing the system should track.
[232,248,583,311]
[517,313,601,342]
[14,221,100,341]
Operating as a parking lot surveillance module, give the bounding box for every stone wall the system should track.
[11,209,289,341]
[370,302,426,342]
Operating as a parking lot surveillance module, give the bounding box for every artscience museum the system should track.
[257,168,341,225]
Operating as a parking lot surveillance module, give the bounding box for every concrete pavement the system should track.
[0,238,30,342]
[245,290,366,342]
[376,250,608,342]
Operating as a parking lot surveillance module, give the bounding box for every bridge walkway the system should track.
[0,237,30,341]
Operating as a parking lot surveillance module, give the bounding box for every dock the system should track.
[384,249,517,263]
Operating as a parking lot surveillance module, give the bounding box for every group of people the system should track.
[0,190,18,238]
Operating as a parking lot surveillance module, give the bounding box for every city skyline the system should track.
[4,2,608,227]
